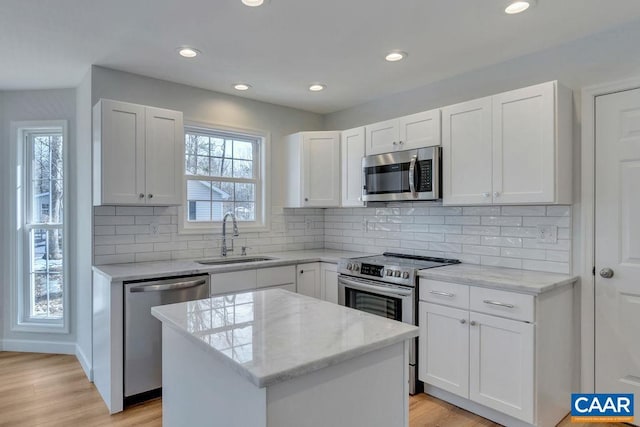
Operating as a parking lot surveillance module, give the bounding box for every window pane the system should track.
[233,160,253,178]
[233,141,254,160]
[235,202,255,221]
[210,138,225,157]
[196,136,210,156]
[185,155,197,175]
[29,229,63,319]
[235,183,255,202]
[186,180,213,222]
[196,156,210,175]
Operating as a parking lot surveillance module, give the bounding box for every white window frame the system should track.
[10,120,70,333]
[179,121,271,234]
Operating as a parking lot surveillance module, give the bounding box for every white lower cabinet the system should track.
[320,263,338,303]
[418,278,573,427]
[210,266,296,296]
[296,262,321,298]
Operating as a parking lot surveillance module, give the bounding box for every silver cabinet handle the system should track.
[483,299,515,309]
[470,320,477,326]
[398,140,404,145]
[460,319,466,324]
[482,192,490,198]
[408,154,417,198]
[392,141,398,146]
[599,268,614,279]
[429,290,454,297]
[139,193,145,199]
[148,194,153,199]
[493,192,500,198]
[129,279,206,293]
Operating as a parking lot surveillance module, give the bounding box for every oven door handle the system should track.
[338,276,414,298]
[408,154,417,198]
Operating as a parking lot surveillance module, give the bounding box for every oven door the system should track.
[337,275,414,326]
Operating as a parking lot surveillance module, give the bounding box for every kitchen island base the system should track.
[162,324,410,427]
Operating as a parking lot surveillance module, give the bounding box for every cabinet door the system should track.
[418,302,469,398]
[398,109,441,150]
[492,82,556,204]
[469,312,534,423]
[99,100,146,204]
[320,263,338,303]
[341,127,365,207]
[442,97,493,205]
[145,107,184,205]
[365,119,399,155]
[296,263,321,299]
[302,132,340,207]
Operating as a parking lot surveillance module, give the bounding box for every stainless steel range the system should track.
[337,252,460,395]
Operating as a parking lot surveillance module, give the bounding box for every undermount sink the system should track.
[195,256,276,265]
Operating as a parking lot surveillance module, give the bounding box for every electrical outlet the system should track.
[150,221,160,235]
[305,218,313,230]
[537,225,557,243]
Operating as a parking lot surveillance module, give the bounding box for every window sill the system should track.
[12,320,69,334]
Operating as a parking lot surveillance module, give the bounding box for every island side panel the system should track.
[162,325,267,427]
[266,341,409,427]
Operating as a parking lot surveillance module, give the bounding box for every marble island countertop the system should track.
[92,249,372,282]
[418,263,578,294]
[151,288,418,388]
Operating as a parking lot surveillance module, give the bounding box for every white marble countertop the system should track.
[151,288,418,388]
[418,263,578,294]
[92,249,372,282]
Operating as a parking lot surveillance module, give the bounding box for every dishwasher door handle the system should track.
[129,279,207,293]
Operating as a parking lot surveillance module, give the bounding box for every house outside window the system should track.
[182,125,267,231]
[12,121,69,332]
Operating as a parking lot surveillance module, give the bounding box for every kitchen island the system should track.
[151,288,418,427]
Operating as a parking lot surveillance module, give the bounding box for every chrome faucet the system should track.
[221,212,239,256]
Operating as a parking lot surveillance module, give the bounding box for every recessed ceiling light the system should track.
[505,0,536,14]
[233,83,251,91]
[385,51,407,62]
[242,0,266,6]
[177,47,200,58]
[309,84,326,92]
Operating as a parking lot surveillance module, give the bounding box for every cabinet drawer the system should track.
[419,279,469,309]
[256,266,296,289]
[470,287,534,322]
[210,270,257,296]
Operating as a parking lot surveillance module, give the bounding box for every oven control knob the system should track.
[386,269,393,277]
[393,270,401,278]
[402,272,410,279]
[353,264,360,272]
[346,263,353,271]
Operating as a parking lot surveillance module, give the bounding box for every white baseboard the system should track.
[0,338,76,355]
[76,344,93,381]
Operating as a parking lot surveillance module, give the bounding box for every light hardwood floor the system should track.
[0,352,625,427]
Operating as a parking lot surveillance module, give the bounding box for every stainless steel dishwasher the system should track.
[124,274,209,405]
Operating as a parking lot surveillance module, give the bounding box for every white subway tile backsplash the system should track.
[93,202,571,274]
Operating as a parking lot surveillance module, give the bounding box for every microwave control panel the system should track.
[416,159,432,192]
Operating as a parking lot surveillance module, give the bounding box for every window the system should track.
[183,126,266,230]
[13,122,68,330]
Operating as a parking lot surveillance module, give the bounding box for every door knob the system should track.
[599,268,614,279]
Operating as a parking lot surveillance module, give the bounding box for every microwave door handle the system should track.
[409,155,417,198]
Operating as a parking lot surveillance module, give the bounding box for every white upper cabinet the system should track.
[442,97,493,205]
[365,109,441,155]
[93,99,184,206]
[442,81,572,206]
[341,127,365,207]
[283,131,341,208]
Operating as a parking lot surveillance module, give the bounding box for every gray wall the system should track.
[324,17,640,130]
[0,88,77,350]
[74,69,93,375]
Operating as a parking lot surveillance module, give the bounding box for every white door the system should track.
[398,109,441,150]
[341,127,365,207]
[302,132,340,207]
[296,263,321,299]
[469,312,534,423]
[365,118,399,155]
[145,107,184,205]
[100,100,146,204]
[595,87,640,418]
[492,82,555,204]
[442,97,493,205]
[418,302,469,398]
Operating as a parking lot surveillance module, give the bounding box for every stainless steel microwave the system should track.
[362,146,441,202]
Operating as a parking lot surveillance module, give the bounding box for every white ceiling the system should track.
[2,0,640,114]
